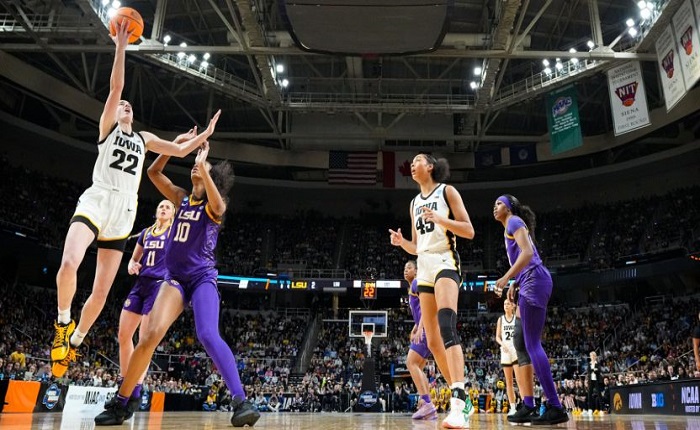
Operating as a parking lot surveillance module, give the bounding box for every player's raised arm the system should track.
[142,110,221,157]
[99,21,130,140]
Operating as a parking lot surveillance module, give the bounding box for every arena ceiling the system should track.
[0,0,698,181]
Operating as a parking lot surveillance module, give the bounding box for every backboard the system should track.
[348,310,388,338]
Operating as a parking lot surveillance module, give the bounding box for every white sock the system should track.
[57,308,71,325]
[70,328,87,347]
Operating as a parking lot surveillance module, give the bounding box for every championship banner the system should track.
[673,0,700,89]
[545,85,583,154]
[607,62,651,136]
[63,385,117,415]
[656,24,687,111]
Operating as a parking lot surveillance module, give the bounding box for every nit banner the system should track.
[607,62,651,136]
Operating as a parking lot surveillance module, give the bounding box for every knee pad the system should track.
[437,308,461,349]
[513,318,532,366]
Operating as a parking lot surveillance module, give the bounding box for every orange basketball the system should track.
[109,7,144,44]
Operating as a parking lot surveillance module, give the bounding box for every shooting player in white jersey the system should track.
[51,21,221,378]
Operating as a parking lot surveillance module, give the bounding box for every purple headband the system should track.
[497,195,512,211]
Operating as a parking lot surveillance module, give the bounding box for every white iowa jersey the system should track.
[93,124,146,194]
[500,315,516,347]
[412,183,457,254]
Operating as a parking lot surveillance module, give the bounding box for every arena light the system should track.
[201,61,209,69]
[587,40,595,50]
[626,18,635,27]
[542,59,550,67]
[203,52,210,60]
[112,0,121,8]
[640,7,651,20]
[569,48,577,53]
[469,81,478,89]
[276,64,285,73]
[637,1,646,9]
[102,0,110,5]
[544,67,552,75]
[473,66,482,76]
[281,79,289,88]
[187,54,196,64]
[163,35,171,45]
[628,27,638,37]
[555,60,563,71]
[107,8,117,18]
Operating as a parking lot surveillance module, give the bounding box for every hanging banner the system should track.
[607,62,651,136]
[673,0,700,89]
[656,24,687,111]
[545,85,583,154]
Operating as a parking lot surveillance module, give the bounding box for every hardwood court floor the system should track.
[0,411,697,430]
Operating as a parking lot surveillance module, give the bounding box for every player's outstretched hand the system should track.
[388,228,403,246]
[204,110,222,137]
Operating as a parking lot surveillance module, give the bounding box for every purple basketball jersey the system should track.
[408,279,422,326]
[137,224,170,280]
[505,215,543,284]
[165,195,220,279]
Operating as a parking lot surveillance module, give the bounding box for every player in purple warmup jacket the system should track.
[95,142,260,427]
[493,194,569,426]
[116,199,174,408]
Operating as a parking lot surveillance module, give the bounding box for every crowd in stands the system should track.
[0,276,698,414]
[0,154,699,415]
[1,154,698,279]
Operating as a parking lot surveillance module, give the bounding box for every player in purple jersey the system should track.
[404,260,439,420]
[115,199,174,415]
[493,194,569,425]
[95,143,259,427]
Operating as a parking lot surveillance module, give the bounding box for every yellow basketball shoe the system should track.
[51,320,75,362]
[52,345,79,378]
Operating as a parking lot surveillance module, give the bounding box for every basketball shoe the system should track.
[51,320,75,362]
[95,399,129,426]
[103,394,140,421]
[230,398,261,427]
[412,401,438,420]
[531,404,569,425]
[507,403,539,424]
[442,389,472,429]
[51,345,78,378]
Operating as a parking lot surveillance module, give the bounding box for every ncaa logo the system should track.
[124,298,131,308]
[613,393,623,411]
[42,384,61,410]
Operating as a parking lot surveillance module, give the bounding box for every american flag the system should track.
[328,151,377,185]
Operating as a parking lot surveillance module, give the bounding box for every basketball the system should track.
[109,7,144,44]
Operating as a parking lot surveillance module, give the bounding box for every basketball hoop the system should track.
[362,330,374,346]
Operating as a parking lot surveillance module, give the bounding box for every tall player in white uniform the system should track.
[51,22,221,377]
[496,298,518,415]
[389,153,475,429]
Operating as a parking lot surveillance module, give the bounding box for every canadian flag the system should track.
[382,152,416,188]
